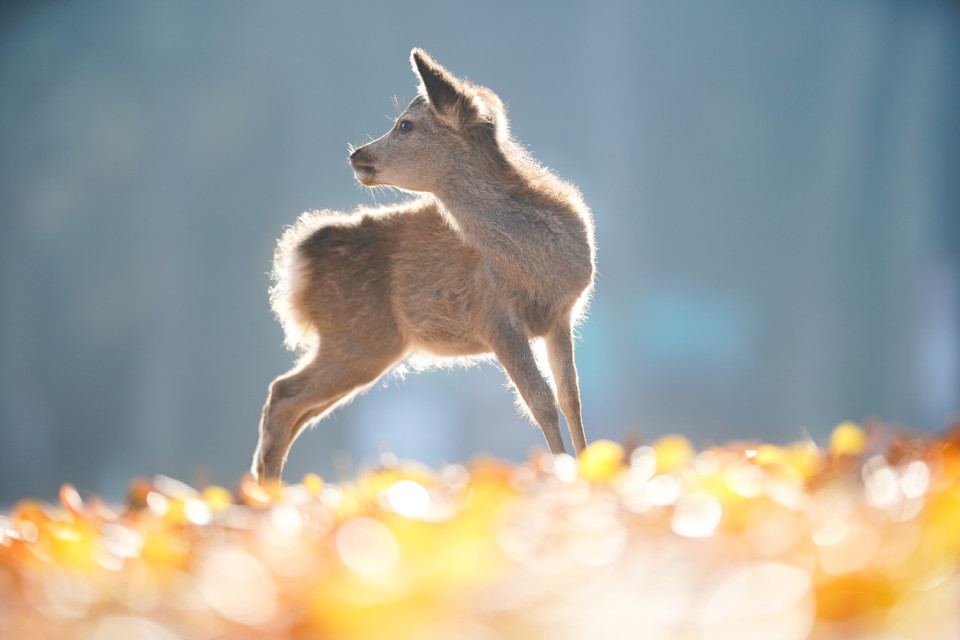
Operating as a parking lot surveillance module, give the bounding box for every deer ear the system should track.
[411,48,469,123]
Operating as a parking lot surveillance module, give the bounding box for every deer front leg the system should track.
[486,317,566,455]
[545,316,587,456]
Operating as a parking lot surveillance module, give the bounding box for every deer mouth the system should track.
[349,157,378,184]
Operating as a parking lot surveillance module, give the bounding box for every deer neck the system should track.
[433,179,540,256]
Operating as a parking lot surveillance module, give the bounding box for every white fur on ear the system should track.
[468,94,489,120]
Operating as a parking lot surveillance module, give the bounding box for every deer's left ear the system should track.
[411,48,478,129]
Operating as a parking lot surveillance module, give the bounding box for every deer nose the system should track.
[349,147,372,170]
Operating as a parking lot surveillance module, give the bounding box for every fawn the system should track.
[253,49,596,482]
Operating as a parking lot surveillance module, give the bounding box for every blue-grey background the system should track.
[1,0,958,504]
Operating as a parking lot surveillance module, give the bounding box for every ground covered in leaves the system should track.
[2,422,959,639]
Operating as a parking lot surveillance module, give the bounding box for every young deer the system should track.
[253,49,596,482]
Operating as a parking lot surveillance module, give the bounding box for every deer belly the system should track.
[401,292,488,356]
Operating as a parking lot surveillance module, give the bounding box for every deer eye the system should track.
[398,120,413,134]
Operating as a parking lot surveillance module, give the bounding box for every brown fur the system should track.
[253,49,596,481]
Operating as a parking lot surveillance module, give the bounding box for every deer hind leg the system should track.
[253,345,403,482]
[486,318,566,455]
[546,317,587,456]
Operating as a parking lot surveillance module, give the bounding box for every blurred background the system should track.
[1,0,958,505]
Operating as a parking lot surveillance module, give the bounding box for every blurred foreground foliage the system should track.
[2,421,960,639]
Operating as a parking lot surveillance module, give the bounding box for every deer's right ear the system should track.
[411,48,476,128]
